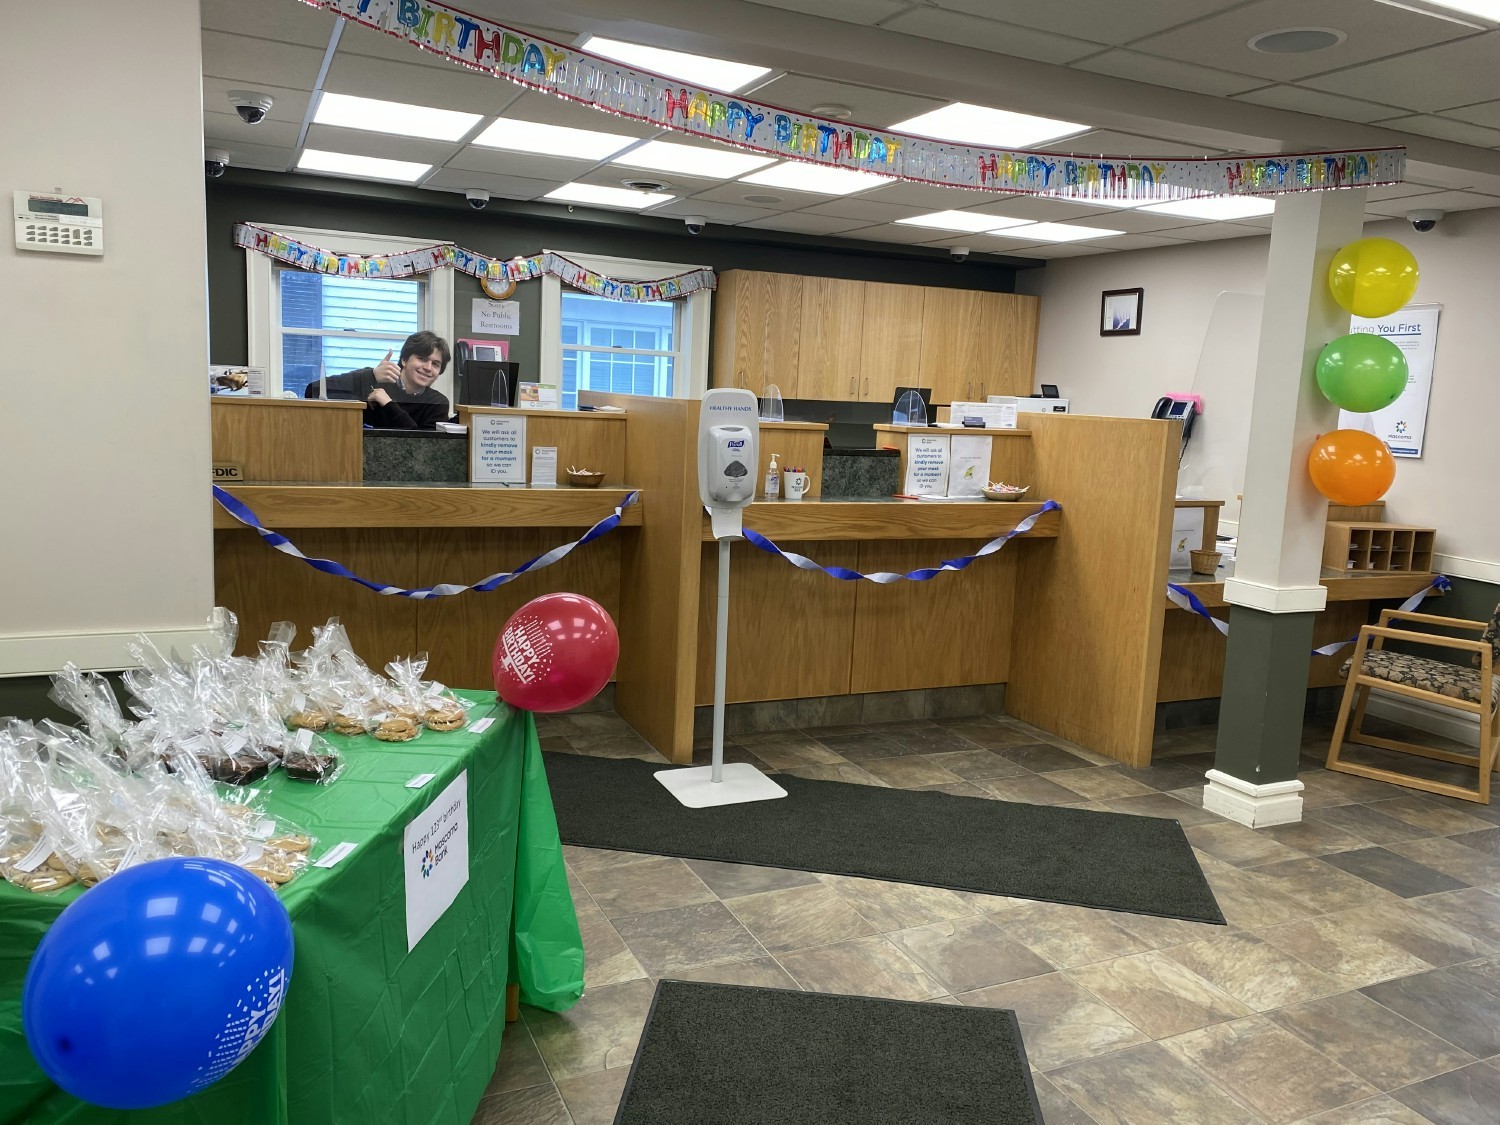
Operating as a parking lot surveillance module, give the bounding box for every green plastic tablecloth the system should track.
[0,694,583,1125]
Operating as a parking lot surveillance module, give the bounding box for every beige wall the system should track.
[1021,208,1500,577]
[0,0,216,674]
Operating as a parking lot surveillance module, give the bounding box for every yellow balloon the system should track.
[1328,237,1418,318]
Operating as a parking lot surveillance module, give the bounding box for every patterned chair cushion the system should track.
[1341,648,1500,707]
[1479,602,1500,669]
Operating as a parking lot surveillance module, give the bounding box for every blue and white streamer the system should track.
[1169,574,1452,654]
[743,500,1061,582]
[212,485,639,599]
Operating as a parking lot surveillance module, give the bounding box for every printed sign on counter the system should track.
[471,298,520,336]
[947,434,993,497]
[403,770,469,950]
[518,382,561,410]
[471,414,526,483]
[904,433,950,496]
[531,445,558,488]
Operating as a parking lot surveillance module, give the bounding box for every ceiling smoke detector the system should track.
[1248,27,1346,53]
[619,177,672,192]
[811,103,855,120]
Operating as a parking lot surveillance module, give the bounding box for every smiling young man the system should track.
[321,331,452,430]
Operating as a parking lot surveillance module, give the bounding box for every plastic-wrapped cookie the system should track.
[424,706,466,732]
[374,715,418,742]
[288,710,329,732]
[331,714,366,736]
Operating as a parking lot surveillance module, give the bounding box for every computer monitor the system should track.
[461,360,519,407]
[1040,384,1060,399]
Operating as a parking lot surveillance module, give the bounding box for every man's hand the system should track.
[372,351,401,383]
[367,387,392,407]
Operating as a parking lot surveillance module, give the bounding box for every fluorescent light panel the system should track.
[544,182,675,209]
[1395,0,1500,24]
[894,210,1033,233]
[472,118,637,160]
[994,222,1123,243]
[611,140,774,179]
[738,161,893,195]
[1140,195,1276,220]
[889,103,1088,148]
[297,149,431,183]
[313,92,481,141]
[580,35,771,92]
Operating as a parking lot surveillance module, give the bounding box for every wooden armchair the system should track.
[1326,605,1499,803]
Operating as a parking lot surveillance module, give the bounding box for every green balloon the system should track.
[1316,333,1408,413]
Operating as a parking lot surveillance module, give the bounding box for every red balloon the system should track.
[493,593,619,713]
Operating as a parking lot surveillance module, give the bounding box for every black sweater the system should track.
[309,368,451,430]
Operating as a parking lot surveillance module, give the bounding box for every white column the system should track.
[0,0,216,674]
[1222,188,1366,616]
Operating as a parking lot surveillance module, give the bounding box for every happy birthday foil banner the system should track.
[299,0,1404,200]
[233,223,716,300]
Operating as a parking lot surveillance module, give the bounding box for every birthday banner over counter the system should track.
[232,223,715,299]
[301,0,1405,200]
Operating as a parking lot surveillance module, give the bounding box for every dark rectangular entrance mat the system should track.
[545,752,1225,924]
[614,980,1042,1125]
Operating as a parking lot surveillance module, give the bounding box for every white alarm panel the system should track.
[15,191,103,255]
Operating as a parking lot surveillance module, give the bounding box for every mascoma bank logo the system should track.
[1395,420,1408,435]
[421,848,436,878]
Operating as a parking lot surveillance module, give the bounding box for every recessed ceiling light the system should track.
[1381,0,1499,26]
[894,210,1033,233]
[611,140,775,180]
[1140,195,1276,220]
[579,35,771,92]
[991,223,1123,243]
[742,193,783,204]
[472,119,637,160]
[297,149,431,183]
[888,103,1088,149]
[739,162,893,195]
[544,182,675,210]
[1248,27,1346,53]
[313,92,481,141]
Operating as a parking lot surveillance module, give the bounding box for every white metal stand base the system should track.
[654,762,787,808]
[1202,769,1304,828]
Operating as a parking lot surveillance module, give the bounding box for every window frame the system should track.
[245,224,455,399]
[540,251,711,403]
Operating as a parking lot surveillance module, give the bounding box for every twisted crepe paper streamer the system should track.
[212,486,639,598]
[1167,575,1451,654]
[741,500,1060,582]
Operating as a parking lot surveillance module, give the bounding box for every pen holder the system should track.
[784,470,809,501]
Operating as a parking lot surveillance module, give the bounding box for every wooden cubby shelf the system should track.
[1323,521,1435,574]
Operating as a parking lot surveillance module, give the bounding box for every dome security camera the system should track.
[1407,208,1443,233]
[950,246,970,262]
[205,149,230,179]
[465,188,491,210]
[683,216,707,235]
[228,90,274,125]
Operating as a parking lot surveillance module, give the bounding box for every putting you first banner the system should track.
[300,0,1404,201]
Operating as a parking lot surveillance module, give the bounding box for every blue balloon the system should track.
[23,857,294,1110]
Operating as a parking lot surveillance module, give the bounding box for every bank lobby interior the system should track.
[5,1,1500,1123]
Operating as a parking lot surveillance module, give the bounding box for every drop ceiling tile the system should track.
[1157,221,1270,241]
[203,111,303,151]
[745,0,910,21]
[842,223,967,245]
[1051,209,1212,234]
[651,199,780,225]
[498,90,659,137]
[929,0,1246,47]
[966,196,1115,221]
[444,147,599,180]
[322,54,517,118]
[988,241,1123,258]
[960,231,1188,253]
[1303,32,1500,113]
[302,124,459,164]
[1231,85,1406,124]
[688,181,841,208]
[200,139,296,173]
[796,198,926,222]
[1129,0,1478,82]
[1363,182,1449,202]
[860,181,1010,209]
[572,164,724,192]
[333,21,468,70]
[749,75,945,129]
[738,213,875,235]
[880,9,1102,65]
[420,168,562,200]
[1377,114,1500,148]
[1045,129,1227,158]
[202,79,312,131]
[1364,188,1500,216]
[1443,100,1500,128]
[1069,49,1266,97]
[201,30,327,89]
[200,0,335,47]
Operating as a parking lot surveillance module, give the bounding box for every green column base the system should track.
[1213,606,1318,785]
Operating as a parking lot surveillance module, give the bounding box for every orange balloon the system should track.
[1307,429,1395,505]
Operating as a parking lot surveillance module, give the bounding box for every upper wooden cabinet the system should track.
[712,270,1038,404]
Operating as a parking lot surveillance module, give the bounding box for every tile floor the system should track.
[472,711,1500,1125]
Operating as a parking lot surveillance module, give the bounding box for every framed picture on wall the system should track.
[1100,288,1144,336]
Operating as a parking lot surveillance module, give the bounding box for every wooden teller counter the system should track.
[210,395,1437,769]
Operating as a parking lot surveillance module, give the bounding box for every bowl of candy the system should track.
[566,467,606,488]
[982,482,1030,501]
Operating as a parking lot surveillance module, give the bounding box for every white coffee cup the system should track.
[784,470,809,500]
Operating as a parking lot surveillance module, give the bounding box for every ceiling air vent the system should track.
[620,177,672,192]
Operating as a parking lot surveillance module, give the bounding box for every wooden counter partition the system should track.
[211,397,364,482]
[456,406,627,485]
[1007,414,1179,767]
[871,425,1034,493]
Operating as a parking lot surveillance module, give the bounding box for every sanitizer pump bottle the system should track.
[764,453,781,500]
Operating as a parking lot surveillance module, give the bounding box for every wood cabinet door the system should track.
[918,287,990,405]
[858,282,925,403]
[710,271,803,393]
[974,293,1040,401]
[797,277,865,401]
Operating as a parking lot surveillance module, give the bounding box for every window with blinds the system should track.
[277,269,424,397]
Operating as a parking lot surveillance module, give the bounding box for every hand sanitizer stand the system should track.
[655,389,788,809]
